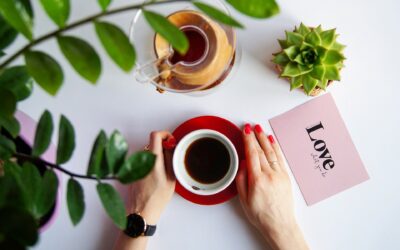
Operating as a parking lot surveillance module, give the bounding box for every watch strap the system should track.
[144,224,157,236]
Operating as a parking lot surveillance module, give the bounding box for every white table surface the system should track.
[7,0,398,249]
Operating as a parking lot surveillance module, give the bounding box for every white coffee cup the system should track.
[173,129,239,196]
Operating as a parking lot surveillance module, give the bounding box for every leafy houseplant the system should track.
[272,23,346,96]
[0,0,279,249]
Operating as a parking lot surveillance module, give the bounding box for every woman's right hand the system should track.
[236,123,308,250]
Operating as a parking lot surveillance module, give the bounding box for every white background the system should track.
[4,0,399,249]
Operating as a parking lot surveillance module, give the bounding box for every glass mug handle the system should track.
[134,54,176,83]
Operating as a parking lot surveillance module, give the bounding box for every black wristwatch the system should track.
[124,213,157,238]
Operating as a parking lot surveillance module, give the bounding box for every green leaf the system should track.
[331,41,345,52]
[294,54,305,65]
[106,130,128,174]
[315,25,323,34]
[280,62,312,78]
[117,151,156,184]
[24,50,64,96]
[0,165,25,207]
[0,88,16,118]
[0,0,33,40]
[0,14,18,49]
[66,178,85,225]
[96,183,126,229]
[302,75,318,95]
[0,206,38,246]
[36,169,58,218]
[87,130,108,178]
[324,65,340,81]
[310,65,325,80]
[94,21,136,72]
[226,0,279,18]
[20,162,41,217]
[39,0,70,27]
[143,10,189,55]
[323,50,345,65]
[305,30,321,46]
[32,110,53,157]
[57,36,102,83]
[285,31,303,46]
[0,66,34,101]
[272,52,289,66]
[297,23,310,36]
[278,39,289,49]
[0,115,20,138]
[317,79,329,90]
[98,0,111,11]
[56,115,75,164]
[290,75,303,90]
[193,2,243,28]
[283,45,300,61]
[320,28,336,48]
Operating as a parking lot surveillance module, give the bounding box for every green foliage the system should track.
[56,115,75,164]
[36,169,58,218]
[0,66,33,101]
[0,0,33,40]
[98,0,112,11]
[0,115,20,138]
[0,88,16,118]
[227,0,279,18]
[32,110,53,157]
[94,21,136,72]
[96,183,126,229]
[24,51,64,96]
[273,23,346,95]
[143,10,189,55]
[0,133,16,158]
[193,2,243,28]
[117,151,156,184]
[57,36,101,84]
[106,130,128,174]
[0,14,18,50]
[39,0,70,27]
[87,130,108,178]
[66,178,85,225]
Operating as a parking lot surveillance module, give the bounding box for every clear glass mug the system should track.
[129,0,241,95]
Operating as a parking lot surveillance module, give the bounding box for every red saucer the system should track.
[172,116,245,205]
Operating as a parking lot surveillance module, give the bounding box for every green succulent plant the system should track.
[272,23,346,96]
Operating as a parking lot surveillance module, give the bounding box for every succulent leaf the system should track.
[285,31,303,46]
[305,30,321,46]
[320,29,336,48]
[273,23,345,95]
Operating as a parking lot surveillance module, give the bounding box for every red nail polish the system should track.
[163,137,176,149]
[268,135,275,144]
[244,123,252,134]
[254,124,263,133]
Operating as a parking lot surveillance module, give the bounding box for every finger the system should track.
[163,148,176,181]
[243,123,262,178]
[252,131,270,173]
[149,131,173,154]
[235,163,248,202]
[254,124,279,171]
[268,134,287,173]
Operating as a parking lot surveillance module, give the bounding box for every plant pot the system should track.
[12,111,61,232]
[275,64,333,96]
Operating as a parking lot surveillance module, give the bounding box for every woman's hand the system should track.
[236,124,308,250]
[128,131,176,224]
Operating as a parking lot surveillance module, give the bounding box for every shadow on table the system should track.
[230,198,273,250]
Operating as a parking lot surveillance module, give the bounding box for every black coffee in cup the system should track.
[184,137,230,184]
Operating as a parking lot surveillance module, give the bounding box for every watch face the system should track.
[126,214,145,237]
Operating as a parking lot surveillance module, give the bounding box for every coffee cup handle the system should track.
[134,55,175,83]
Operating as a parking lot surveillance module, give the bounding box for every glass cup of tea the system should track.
[172,129,239,195]
[130,0,240,95]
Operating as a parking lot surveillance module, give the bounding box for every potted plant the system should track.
[272,23,346,96]
[0,0,280,249]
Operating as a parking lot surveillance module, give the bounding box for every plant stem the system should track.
[0,0,190,70]
[13,152,116,181]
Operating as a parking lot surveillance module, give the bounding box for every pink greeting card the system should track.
[269,93,369,205]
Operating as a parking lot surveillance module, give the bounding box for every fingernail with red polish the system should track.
[163,137,176,149]
[244,123,252,135]
[268,135,275,144]
[254,124,263,133]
